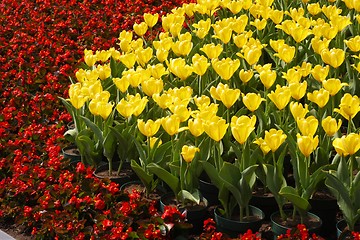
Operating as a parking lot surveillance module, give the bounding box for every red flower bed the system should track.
[0,0,194,238]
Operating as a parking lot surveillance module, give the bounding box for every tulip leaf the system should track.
[279,186,310,213]
[147,163,180,195]
[178,190,200,205]
[76,134,101,166]
[219,162,242,206]
[152,141,172,166]
[198,137,211,161]
[338,157,350,188]
[131,159,153,193]
[201,161,223,190]
[80,116,104,144]
[103,131,116,162]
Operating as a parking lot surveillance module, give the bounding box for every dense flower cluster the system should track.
[277,224,318,240]
[0,0,194,238]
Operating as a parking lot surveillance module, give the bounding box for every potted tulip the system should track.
[202,115,265,237]
[325,133,360,236]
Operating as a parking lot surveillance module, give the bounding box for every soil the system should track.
[94,168,133,179]
[63,147,80,156]
[272,212,322,229]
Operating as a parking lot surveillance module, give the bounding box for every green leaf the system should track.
[80,116,104,144]
[103,131,116,162]
[153,141,172,166]
[279,186,310,213]
[219,162,242,207]
[131,160,153,192]
[147,163,180,195]
[201,161,223,190]
[198,137,211,161]
[178,190,200,205]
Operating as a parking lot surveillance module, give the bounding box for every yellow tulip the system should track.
[297,134,319,157]
[119,53,136,69]
[192,18,211,39]
[156,48,169,63]
[69,83,88,109]
[141,77,163,97]
[343,0,360,11]
[213,25,233,44]
[147,63,168,79]
[89,99,114,119]
[181,145,200,163]
[135,47,153,67]
[250,18,267,31]
[231,15,248,34]
[152,93,173,109]
[297,62,312,77]
[282,68,302,84]
[211,58,240,80]
[289,101,308,120]
[170,105,192,122]
[118,30,133,42]
[320,48,345,68]
[203,116,229,142]
[242,93,265,112]
[113,77,130,93]
[334,93,360,120]
[226,1,243,14]
[297,116,318,137]
[274,44,295,63]
[167,58,193,81]
[330,15,351,32]
[270,9,284,24]
[322,116,342,136]
[239,69,254,84]
[311,65,329,83]
[320,23,338,40]
[220,87,241,109]
[307,3,321,15]
[237,46,262,65]
[192,54,209,76]
[322,78,348,96]
[345,36,360,52]
[231,115,256,144]
[196,103,219,121]
[172,39,193,56]
[128,94,148,117]
[149,137,162,149]
[161,115,182,136]
[210,83,227,101]
[87,80,103,99]
[307,88,330,108]
[95,50,111,62]
[270,39,285,52]
[200,43,223,59]
[259,69,277,89]
[263,129,287,152]
[84,52,97,67]
[133,22,148,37]
[188,118,204,137]
[253,138,271,155]
[144,13,159,28]
[311,37,331,55]
[137,119,161,137]
[333,133,360,156]
[116,98,134,119]
[194,95,211,109]
[96,65,111,80]
[267,85,291,110]
[93,91,111,102]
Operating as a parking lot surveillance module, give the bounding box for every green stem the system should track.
[240,206,244,222]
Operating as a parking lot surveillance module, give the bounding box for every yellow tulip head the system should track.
[211,58,240,80]
[161,115,181,136]
[200,43,223,59]
[116,98,134,119]
[296,134,319,157]
[297,116,318,137]
[133,22,148,37]
[334,93,360,120]
[141,77,164,97]
[267,85,291,110]
[322,78,348,96]
[137,119,161,137]
[231,115,256,144]
[307,88,330,108]
[289,81,307,101]
[289,101,308,120]
[320,48,345,68]
[143,13,159,28]
[333,133,360,156]
[181,145,200,163]
[242,92,265,112]
[239,69,254,84]
[321,116,342,136]
[203,116,229,142]
[188,117,204,137]
[149,137,162,149]
[259,69,277,89]
[263,129,287,152]
[192,54,209,76]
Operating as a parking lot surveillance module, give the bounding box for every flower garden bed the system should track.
[1,0,360,239]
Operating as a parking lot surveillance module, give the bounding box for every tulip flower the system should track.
[311,65,329,82]
[181,145,200,163]
[148,63,168,79]
[297,134,319,157]
[274,44,295,63]
[270,9,284,24]
[307,88,330,108]
[297,116,318,137]
[250,18,267,30]
[194,95,211,109]
[161,115,182,136]
[203,116,229,142]
[192,54,209,76]
[84,52,97,67]
[167,58,193,81]
[334,93,360,120]
[307,3,321,15]
[226,1,243,14]
[321,116,342,136]
[192,18,211,39]
[128,94,148,117]
[259,69,277,89]
[232,15,248,33]
[311,37,331,55]
[133,22,148,37]
[289,101,308,120]
[322,78,348,96]
[237,45,262,65]
[320,48,345,68]
[69,83,88,109]
[267,85,291,110]
[255,129,287,153]
[239,69,254,83]
[200,43,223,59]
[233,32,251,48]
[211,58,240,80]
[152,93,173,109]
[89,99,114,120]
[119,53,136,69]
[135,47,153,67]
[242,92,265,112]
[333,133,360,156]
[282,68,302,84]
[141,77,164,97]
[156,48,169,63]
[213,25,233,44]
[116,99,134,119]
[231,115,256,144]
[137,119,161,137]
[219,87,241,109]
[149,137,162,149]
[253,138,271,155]
[188,118,204,137]
[143,13,159,28]
[172,39,193,56]
[95,50,111,62]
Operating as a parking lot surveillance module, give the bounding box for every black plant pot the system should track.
[93,161,137,185]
